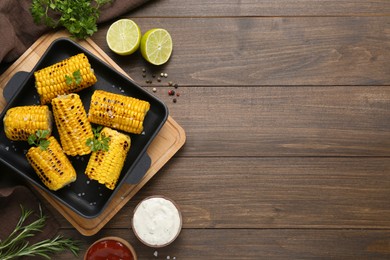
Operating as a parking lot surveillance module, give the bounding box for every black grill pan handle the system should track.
[3,71,29,102]
[125,152,151,184]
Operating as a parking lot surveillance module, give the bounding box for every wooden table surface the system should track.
[2,0,390,259]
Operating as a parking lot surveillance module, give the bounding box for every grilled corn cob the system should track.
[85,127,131,190]
[34,53,97,104]
[52,93,94,156]
[26,136,76,191]
[88,90,150,134]
[3,105,52,141]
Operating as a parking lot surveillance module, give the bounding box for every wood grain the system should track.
[57,229,390,259]
[2,0,389,258]
[51,157,390,229]
[93,17,390,86]
[137,86,390,157]
[129,0,390,17]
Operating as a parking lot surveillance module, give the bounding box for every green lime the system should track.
[106,19,141,56]
[140,28,173,65]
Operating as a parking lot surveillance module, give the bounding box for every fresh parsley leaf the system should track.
[28,134,37,146]
[36,129,50,139]
[73,70,82,85]
[28,130,51,151]
[100,134,110,152]
[87,126,110,152]
[39,139,51,151]
[30,0,112,39]
[65,74,73,85]
[65,69,82,86]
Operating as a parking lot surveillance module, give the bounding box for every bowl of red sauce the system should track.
[84,236,137,260]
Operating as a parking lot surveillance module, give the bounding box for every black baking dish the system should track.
[0,38,168,218]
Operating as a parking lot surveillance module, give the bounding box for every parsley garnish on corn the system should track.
[86,125,111,152]
[26,131,76,191]
[34,53,97,104]
[85,127,131,190]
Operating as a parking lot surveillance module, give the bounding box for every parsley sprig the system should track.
[65,69,82,86]
[30,0,112,39]
[86,126,110,152]
[28,130,51,151]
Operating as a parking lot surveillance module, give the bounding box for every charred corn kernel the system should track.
[34,53,97,104]
[85,127,131,190]
[26,136,76,191]
[52,93,93,156]
[3,105,52,141]
[88,90,150,134]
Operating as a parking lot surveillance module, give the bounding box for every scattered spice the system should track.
[141,69,182,103]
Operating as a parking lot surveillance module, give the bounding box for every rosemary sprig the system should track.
[0,206,79,259]
[86,125,110,152]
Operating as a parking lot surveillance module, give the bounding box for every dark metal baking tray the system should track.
[0,38,168,218]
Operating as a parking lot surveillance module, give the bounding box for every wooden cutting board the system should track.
[0,31,186,236]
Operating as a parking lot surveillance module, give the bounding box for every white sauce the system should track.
[133,197,181,246]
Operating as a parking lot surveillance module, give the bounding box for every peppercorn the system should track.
[173,98,177,103]
[168,90,175,96]
[173,83,179,89]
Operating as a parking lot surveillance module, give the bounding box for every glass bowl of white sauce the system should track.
[132,195,182,247]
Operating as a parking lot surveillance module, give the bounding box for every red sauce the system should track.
[86,239,134,260]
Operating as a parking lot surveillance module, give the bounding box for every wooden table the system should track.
[2,1,390,259]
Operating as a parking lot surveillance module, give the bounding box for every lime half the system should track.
[106,19,141,55]
[140,28,173,65]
